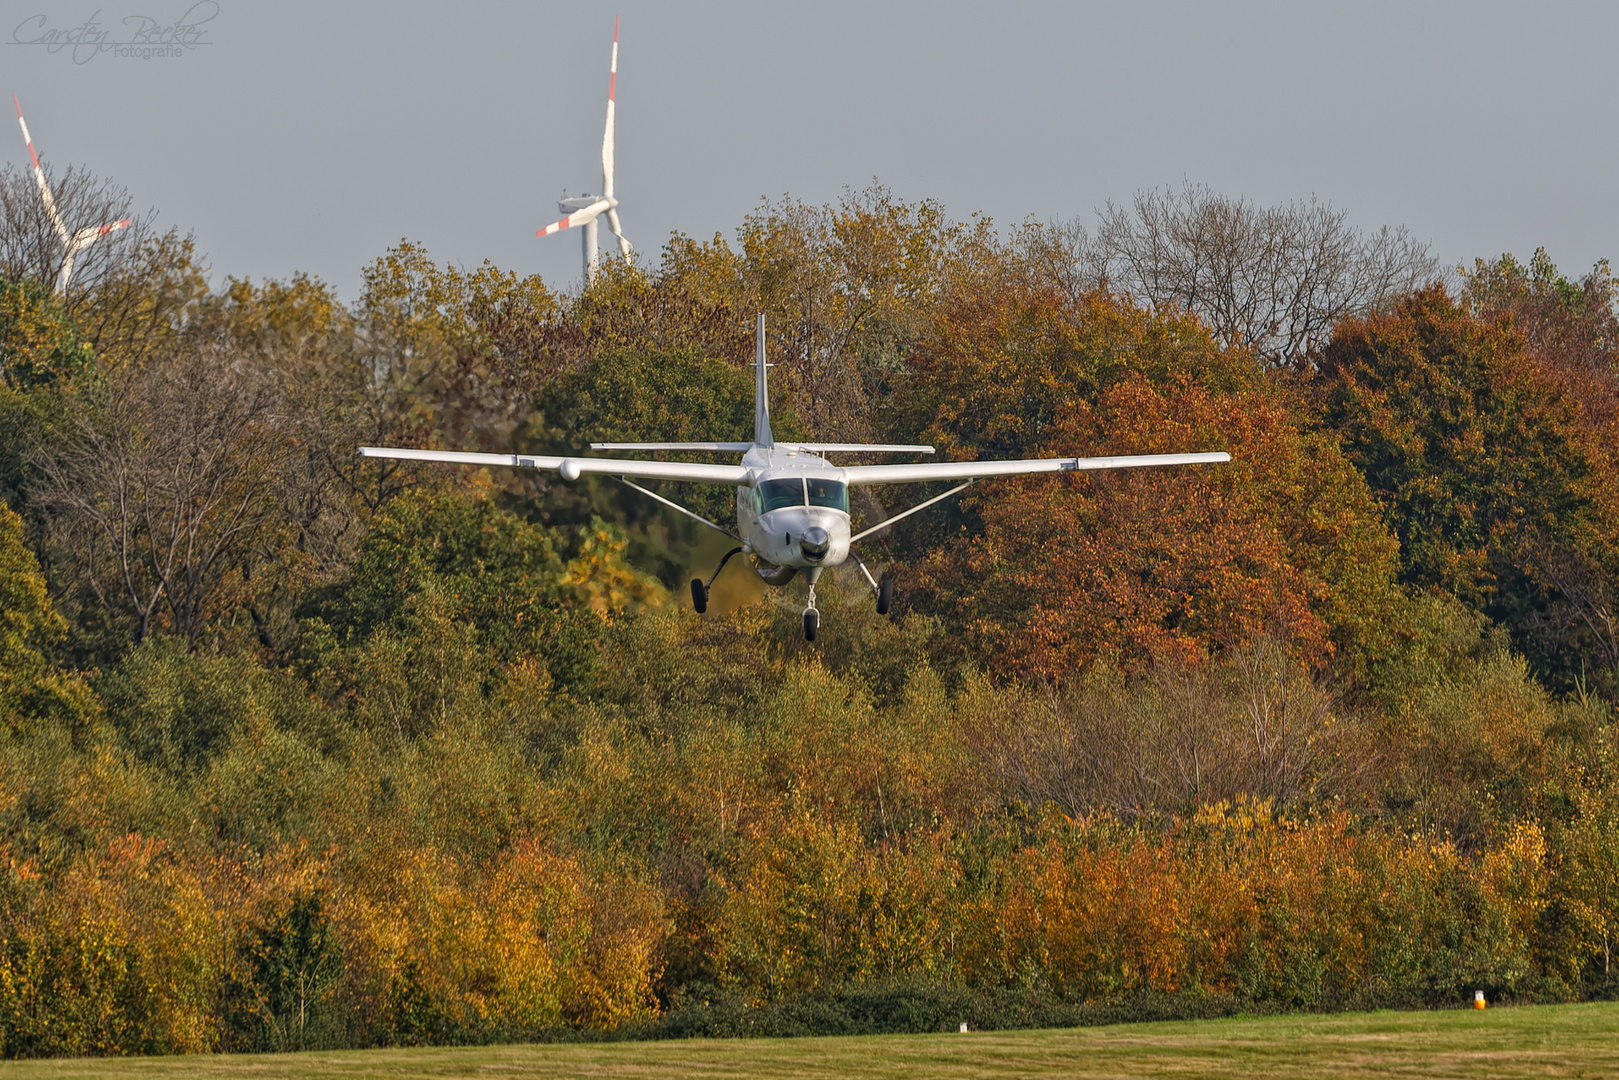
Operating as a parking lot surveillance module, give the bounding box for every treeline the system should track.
[0,182,1617,1056]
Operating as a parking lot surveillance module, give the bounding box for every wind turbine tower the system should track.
[14,95,131,295]
[537,17,632,284]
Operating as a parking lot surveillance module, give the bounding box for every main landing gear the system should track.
[853,553,895,618]
[689,546,744,615]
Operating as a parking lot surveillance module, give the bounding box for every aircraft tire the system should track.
[690,578,708,614]
[877,578,893,616]
[803,609,818,641]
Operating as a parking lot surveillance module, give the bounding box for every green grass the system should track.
[6,1002,1619,1079]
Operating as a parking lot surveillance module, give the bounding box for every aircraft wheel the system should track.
[690,578,708,614]
[876,578,893,616]
[803,609,819,641]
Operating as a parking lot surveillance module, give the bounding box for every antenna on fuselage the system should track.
[753,312,774,449]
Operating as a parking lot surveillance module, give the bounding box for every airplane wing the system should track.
[842,451,1230,486]
[358,446,751,485]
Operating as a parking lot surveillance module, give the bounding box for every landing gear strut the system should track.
[690,546,744,615]
[803,569,821,641]
[852,553,895,618]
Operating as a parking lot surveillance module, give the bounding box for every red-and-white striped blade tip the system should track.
[608,16,619,101]
[537,218,573,237]
[99,219,131,236]
[13,96,41,170]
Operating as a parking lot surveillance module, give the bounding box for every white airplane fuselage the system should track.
[736,445,851,580]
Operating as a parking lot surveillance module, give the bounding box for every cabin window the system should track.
[807,478,849,513]
[760,479,805,513]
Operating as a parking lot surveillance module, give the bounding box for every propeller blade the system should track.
[536,198,609,238]
[14,95,69,244]
[601,15,618,198]
[606,207,632,257]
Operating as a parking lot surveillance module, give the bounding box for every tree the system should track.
[899,283,1400,678]
[0,159,208,368]
[529,185,975,444]
[526,345,804,583]
[1315,286,1596,606]
[1456,251,1619,694]
[0,278,97,512]
[301,489,659,697]
[1038,182,1438,365]
[0,277,94,393]
[735,186,966,439]
[31,342,292,648]
[0,502,94,735]
[973,637,1359,820]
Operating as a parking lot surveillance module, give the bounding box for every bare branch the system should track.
[1050,181,1439,364]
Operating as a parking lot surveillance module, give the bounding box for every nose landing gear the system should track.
[803,571,820,641]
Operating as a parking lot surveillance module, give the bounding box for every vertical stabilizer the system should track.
[753,312,774,448]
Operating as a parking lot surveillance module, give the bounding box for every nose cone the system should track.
[800,526,830,563]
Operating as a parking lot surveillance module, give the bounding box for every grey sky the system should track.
[6,1,1615,299]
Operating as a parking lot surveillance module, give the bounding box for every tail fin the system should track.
[753,312,774,449]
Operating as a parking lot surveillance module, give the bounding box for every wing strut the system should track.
[849,480,975,545]
[618,477,741,541]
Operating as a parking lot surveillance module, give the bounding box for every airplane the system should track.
[360,316,1231,640]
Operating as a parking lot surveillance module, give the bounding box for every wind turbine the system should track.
[14,95,131,295]
[536,17,632,284]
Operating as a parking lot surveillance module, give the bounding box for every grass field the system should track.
[6,1002,1618,1079]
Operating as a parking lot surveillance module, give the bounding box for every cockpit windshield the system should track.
[808,478,848,512]
[758,477,850,514]
[760,479,804,513]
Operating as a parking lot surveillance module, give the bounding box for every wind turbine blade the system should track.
[14,95,69,244]
[606,207,632,257]
[601,15,618,198]
[70,218,131,252]
[536,198,609,238]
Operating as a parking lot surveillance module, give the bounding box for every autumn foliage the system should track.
[2,190,1619,1055]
